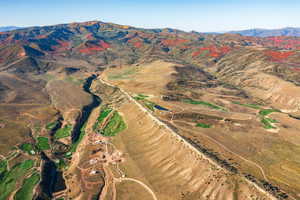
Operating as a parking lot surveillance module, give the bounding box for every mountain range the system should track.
[229,27,300,37]
[2,25,300,37]
[0,26,21,32]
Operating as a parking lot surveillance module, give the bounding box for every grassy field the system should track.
[14,172,40,200]
[259,109,281,116]
[0,159,8,175]
[101,111,126,137]
[258,109,280,129]
[143,100,156,112]
[196,123,212,128]
[45,121,59,130]
[0,160,34,200]
[133,94,149,101]
[54,125,73,139]
[183,99,227,111]
[93,107,112,132]
[66,123,87,158]
[36,137,51,150]
[19,143,36,155]
[232,101,261,109]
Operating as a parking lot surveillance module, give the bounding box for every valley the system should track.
[0,21,300,200]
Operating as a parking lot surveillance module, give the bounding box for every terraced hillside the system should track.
[0,21,300,199]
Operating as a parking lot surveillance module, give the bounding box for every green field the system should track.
[14,172,40,200]
[55,159,67,170]
[101,111,126,137]
[66,123,87,158]
[258,108,280,129]
[232,101,261,109]
[93,107,113,132]
[19,143,36,155]
[143,100,156,111]
[196,123,212,128]
[36,137,51,150]
[133,93,149,101]
[0,159,8,175]
[183,99,227,111]
[0,160,34,200]
[259,109,281,116]
[45,121,59,130]
[261,118,276,129]
[54,125,73,139]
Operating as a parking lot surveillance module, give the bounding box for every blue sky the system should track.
[1,0,300,32]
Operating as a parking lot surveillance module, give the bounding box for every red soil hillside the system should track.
[264,50,295,61]
[192,45,232,58]
[78,40,110,54]
[161,38,189,46]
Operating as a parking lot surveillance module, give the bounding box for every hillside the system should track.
[0,20,300,200]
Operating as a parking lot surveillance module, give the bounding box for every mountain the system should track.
[0,20,300,200]
[229,27,300,37]
[0,26,21,32]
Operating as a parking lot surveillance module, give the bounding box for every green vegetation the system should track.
[0,160,34,200]
[183,99,227,111]
[259,109,281,116]
[108,67,137,80]
[232,101,261,109]
[257,108,280,129]
[265,117,278,123]
[144,100,156,111]
[0,159,8,175]
[36,137,50,150]
[19,143,36,155]
[46,121,59,130]
[54,125,73,139]
[14,172,40,200]
[55,159,67,170]
[66,123,87,157]
[261,118,276,129]
[101,111,126,137]
[133,93,149,101]
[196,123,212,128]
[93,107,113,131]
